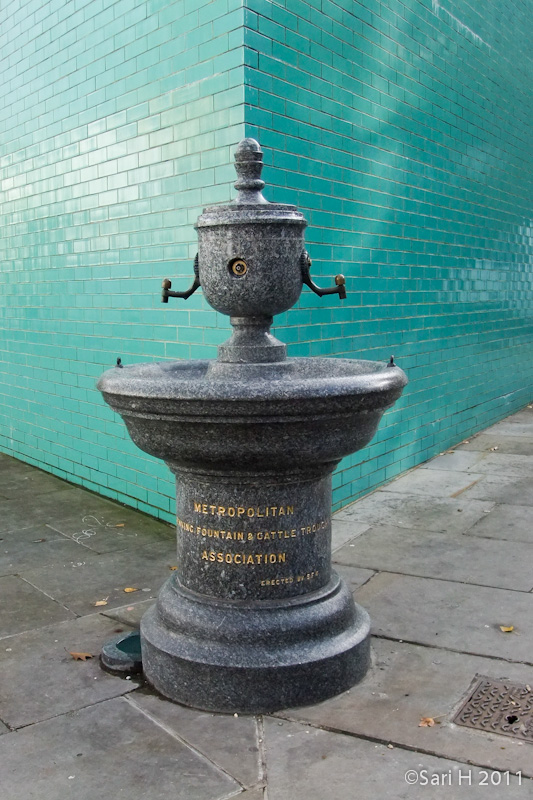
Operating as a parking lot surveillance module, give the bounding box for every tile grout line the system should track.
[122,694,246,790]
[14,575,80,618]
[339,566,533,594]
[9,689,140,732]
[349,568,533,593]
[0,606,139,642]
[270,713,528,778]
[461,532,533,545]
[256,715,269,800]
[44,523,97,551]
[370,633,533,668]
[350,570,378,591]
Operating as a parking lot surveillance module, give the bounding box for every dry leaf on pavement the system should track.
[499,625,514,633]
[69,652,93,661]
[94,599,108,607]
[124,587,139,593]
[419,717,436,727]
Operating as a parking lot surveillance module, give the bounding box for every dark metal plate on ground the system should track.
[454,676,533,742]
[100,630,142,675]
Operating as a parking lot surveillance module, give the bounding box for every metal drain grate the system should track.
[454,676,533,742]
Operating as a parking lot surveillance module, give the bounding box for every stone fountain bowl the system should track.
[98,358,407,470]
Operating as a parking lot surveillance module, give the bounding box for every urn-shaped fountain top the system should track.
[161,139,347,362]
[194,138,308,320]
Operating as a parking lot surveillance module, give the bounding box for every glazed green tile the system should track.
[1,0,532,520]
[0,0,246,520]
[244,0,533,508]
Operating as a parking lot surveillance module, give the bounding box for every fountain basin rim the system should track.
[97,357,407,405]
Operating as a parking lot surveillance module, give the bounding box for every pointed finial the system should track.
[234,138,267,204]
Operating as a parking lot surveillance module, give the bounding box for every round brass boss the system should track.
[229,258,248,277]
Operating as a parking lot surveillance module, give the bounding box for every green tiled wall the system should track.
[244,0,533,509]
[1,0,532,520]
[0,0,245,521]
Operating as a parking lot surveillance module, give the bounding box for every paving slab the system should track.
[0,487,106,534]
[458,434,533,456]
[0,452,28,468]
[100,598,155,627]
[379,468,485,498]
[20,540,175,616]
[425,451,484,472]
[0,574,75,638]
[334,564,375,594]
[333,525,533,590]
[0,720,9,734]
[335,491,494,534]
[277,638,533,777]
[462,453,533,477]
[503,408,533,424]
[128,691,262,788]
[465,504,533,543]
[0,526,97,576]
[331,518,370,551]
[0,696,240,800]
[262,717,528,799]
[0,459,47,477]
[48,505,175,554]
[461,475,533,506]
[482,422,533,438]
[0,614,140,728]
[0,468,74,500]
[355,572,533,663]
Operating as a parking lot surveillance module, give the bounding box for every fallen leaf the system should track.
[526,685,531,692]
[419,717,435,727]
[123,587,139,593]
[113,523,125,528]
[94,599,108,607]
[168,565,178,571]
[69,652,93,661]
[499,625,514,633]
[32,538,47,543]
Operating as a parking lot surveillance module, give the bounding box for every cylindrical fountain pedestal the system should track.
[141,465,370,712]
[98,138,407,713]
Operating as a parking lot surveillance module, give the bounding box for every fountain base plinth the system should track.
[140,575,370,713]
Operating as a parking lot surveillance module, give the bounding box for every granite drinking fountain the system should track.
[98,139,407,712]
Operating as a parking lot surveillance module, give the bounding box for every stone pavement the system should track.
[1,406,533,798]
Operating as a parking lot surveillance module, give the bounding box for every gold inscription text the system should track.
[193,502,294,518]
[260,570,320,587]
[201,550,287,565]
[177,517,327,541]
